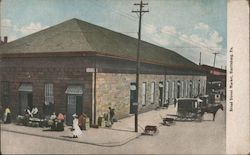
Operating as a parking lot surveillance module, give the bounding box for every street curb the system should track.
[1,128,141,147]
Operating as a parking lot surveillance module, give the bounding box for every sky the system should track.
[0,0,227,68]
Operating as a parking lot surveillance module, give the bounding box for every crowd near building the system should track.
[0,18,207,125]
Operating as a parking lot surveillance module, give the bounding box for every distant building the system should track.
[200,64,226,99]
[0,18,206,125]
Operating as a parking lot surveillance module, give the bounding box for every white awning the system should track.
[65,86,83,95]
[18,84,33,92]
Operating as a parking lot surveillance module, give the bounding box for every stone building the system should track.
[0,18,206,125]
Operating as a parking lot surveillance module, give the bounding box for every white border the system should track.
[226,0,250,154]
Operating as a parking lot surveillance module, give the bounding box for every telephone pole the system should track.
[199,52,201,65]
[132,0,149,132]
[0,0,2,37]
[213,52,219,67]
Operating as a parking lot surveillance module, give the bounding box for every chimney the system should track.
[4,36,8,43]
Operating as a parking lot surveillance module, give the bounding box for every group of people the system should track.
[49,112,65,121]
[0,104,117,139]
[103,107,116,127]
[71,107,115,138]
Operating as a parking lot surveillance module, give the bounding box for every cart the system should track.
[141,125,159,136]
[160,114,175,126]
[168,98,203,121]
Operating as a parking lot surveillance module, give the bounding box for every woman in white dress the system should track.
[72,114,82,138]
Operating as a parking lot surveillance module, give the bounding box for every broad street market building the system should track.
[0,18,207,125]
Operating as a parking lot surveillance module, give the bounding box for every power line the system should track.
[1,25,137,34]
[142,26,226,58]
[89,0,138,22]
[2,23,226,56]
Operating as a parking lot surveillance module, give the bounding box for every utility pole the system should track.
[132,0,149,132]
[199,52,201,65]
[0,0,2,37]
[213,52,219,67]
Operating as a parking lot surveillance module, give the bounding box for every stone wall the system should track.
[0,55,207,122]
[95,73,206,119]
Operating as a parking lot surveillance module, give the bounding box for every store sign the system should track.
[86,68,98,73]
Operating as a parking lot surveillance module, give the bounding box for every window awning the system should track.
[18,84,33,92]
[65,86,83,95]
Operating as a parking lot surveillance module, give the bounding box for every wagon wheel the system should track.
[187,112,193,121]
[191,113,201,122]
[191,113,197,121]
[195,115,202,122]
[176,115,183,121]
[189,116,194,121]
[176,115,184,121]
[189,117,194,121]
[182,115,187,121]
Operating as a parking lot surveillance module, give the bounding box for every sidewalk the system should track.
[1,105,177,147]
[111,105,176,132]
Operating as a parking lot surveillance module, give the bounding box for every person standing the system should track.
[72,114,82,138]
[57,113,65,122]
[0,104,3,122]
[50,112,57,120]
[109,107,115,125]
[78,113,87,130]
[105,111,111,127]
[3,106,11,124]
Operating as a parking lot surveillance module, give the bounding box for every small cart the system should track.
[141,125,159,136]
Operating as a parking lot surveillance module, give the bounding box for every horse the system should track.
[200,103,224,121]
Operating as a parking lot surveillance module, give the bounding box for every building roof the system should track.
[200,65,226,76]
[0,18,201,71]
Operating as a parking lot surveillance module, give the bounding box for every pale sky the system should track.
[0,0,227,68]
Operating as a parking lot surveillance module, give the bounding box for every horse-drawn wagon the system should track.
[168,98,203,121]
[166,95,224,122]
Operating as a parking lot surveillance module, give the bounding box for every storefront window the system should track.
[142,82,146,106]
[44,83,54,115]
[150,82,155,104]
